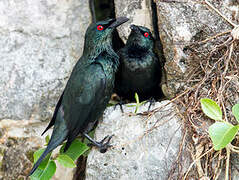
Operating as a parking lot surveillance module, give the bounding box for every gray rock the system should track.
[1,137,42,180]
[0,120,45,179]
[156,1,235,97]
[85,101,185,180]
[0,0,91,121]
[0,119,74,180]
[114,0,153,43]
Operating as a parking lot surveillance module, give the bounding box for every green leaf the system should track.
[45,135,50,145]
[30,160,56,180]
[60,139,89,161]
[44,135,50,146]
[135,93,139,104]
[232,104,239,123]
[209,122,239,150]
[139,101,147,106]
[135,106,139,113]
[57,154,76,168]
[33,148,51,170]
[126,104,136,107]
[134,93,141,113]
[200,98,222,121]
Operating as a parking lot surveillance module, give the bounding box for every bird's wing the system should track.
[62,63,106,151]
[41,91,64,135]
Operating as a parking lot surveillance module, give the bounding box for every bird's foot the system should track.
[86,134,114,153]
[114,99,125,113]
[145,97,156,112]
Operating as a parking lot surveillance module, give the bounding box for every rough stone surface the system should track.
[0,120,74,180]
[0,0,91,121]
[0,120,45,179]
[114,0,153,43]
[1,137,42,180]
[156,0,235,98]
[85,101,185,180]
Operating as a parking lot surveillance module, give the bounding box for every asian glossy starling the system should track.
[29,17,129,176]
[115,25,161,101]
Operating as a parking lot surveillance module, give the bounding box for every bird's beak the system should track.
[108,17,129,28]
[130,24,140,33]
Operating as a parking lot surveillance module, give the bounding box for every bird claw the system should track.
[114,100,124,113]
[146,97,156,112]
[87,135,114,153]
[98,135,113,153]
[99,135,109,144]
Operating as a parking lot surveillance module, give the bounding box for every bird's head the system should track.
[83,17,129,57]
[126,25,154,51]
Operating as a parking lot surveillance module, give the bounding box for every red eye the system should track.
[97,25,104,31]
[144,32,149,37]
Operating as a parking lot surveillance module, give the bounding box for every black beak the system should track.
[130,24,140,33]
[108,17,129,28]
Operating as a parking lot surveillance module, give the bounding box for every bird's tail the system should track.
[29,144,54,176]
[29,121,68,176]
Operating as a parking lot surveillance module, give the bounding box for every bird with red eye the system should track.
[115,24,162,113]
[97,25,104,31]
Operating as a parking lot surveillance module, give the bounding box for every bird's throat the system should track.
[127,44,148,58]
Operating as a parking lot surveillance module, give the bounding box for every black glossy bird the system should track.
[115,25,161,102]
[29,17,129,176]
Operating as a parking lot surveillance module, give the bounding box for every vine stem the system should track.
[225,146,230,180]
[183,148,214,180]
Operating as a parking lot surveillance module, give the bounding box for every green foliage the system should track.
[232,104,239,123]
[200,98,222,121]
[30,160,56,180]
[60,139,89,161]
[200,98,239,150]
[57,154,76,168]
[44,135,50,145]
[33,149,51,170]
[127,93,147,113]
[30,137,89,180]
[209,122,239,150]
